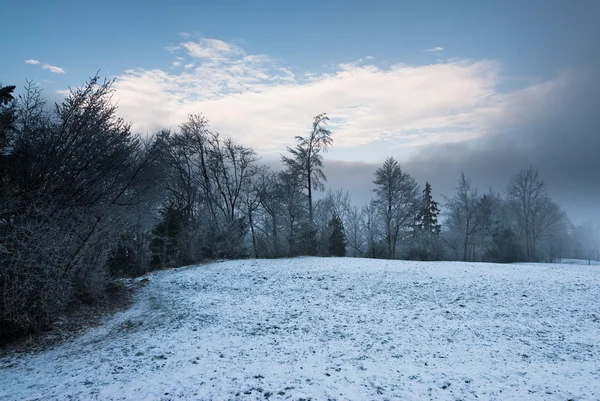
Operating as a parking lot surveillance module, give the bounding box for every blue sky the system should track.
[2,0,599,220]
[3,0,598,89]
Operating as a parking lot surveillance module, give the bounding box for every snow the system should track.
[557,258,600,266]
[1,257,599,400]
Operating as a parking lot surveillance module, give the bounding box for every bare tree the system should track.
[346,205,365,257]
[241,165,267,258]
[278,169,308,256]
[574,220,600,264]
[178,114,217,226]
[444,173,489,262]
[372,157,420,259]
[206,134,260,224]
[363,201,384,258]
[505,167,564,261]
[256,170,284,257]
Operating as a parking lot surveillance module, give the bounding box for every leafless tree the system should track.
[277,169,307,256]
[207,134,260,223]
[444,173,490,262]
[346,205,365,257]
[256,170,284,257]
[372,157,420,259]
[505,167,564,261]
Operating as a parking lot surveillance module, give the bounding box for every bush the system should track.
[486,227,524,263]
[0,77,163,342]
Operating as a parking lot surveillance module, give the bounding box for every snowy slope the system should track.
[1,258,599,400]
[558,258,600,266]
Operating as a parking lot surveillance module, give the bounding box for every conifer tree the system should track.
[416,182,441,235]
[410,182,442,260]
[328,213,347,257]
[0,84,16,176]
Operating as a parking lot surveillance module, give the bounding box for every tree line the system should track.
[1,76,598,341]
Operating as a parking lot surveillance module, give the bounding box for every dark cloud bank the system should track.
[325,70,600,224]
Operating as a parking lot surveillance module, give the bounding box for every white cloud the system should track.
[182,38,244,60]
[42,64,66,74]
[56,89,70,96]
[24,59,40,65]
[173,61,181,67]
[337,59,364,71]
[184,63,195,69]
[112,38,558,157]
[424,47,445,52]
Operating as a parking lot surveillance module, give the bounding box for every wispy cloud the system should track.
[42,64,66,74]
[24,59,40,65]
[182,38,244,60]
[184,63,195,69]
[172,61,181,67]
[112,38,558,156]
[424,47,445,52]
[56,89,70,96]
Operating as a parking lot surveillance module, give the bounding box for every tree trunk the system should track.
[249,210,258,258]
[307,173,313,224]
[463,232,469,262]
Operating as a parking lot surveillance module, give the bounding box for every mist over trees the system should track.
[1,75,598,342]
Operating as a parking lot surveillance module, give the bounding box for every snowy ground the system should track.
[558,258,600,266]
[1,258,599,400]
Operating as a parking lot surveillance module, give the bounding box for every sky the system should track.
[2,0,599,222]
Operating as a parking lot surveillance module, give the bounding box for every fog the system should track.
[323,69,600,224]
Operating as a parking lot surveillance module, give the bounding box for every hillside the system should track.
[1,258,599,400]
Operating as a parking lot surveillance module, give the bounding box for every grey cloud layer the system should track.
[324,70,600,223]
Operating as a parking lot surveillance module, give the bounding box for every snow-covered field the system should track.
[558,258,600,266]
[1,258,599,400]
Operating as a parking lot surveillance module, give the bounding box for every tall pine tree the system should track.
[416,182,441,234]
[328,213,347,257]
[411,182,442,260]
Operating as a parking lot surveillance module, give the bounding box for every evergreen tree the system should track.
[0,85,16,137]
[486,226,523,263]
[416,182,441,234]
[410,182,442,260]
[150,207,185,268]
[0,84,17,179]
[328,213,347,257]
[297,221,318,256]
